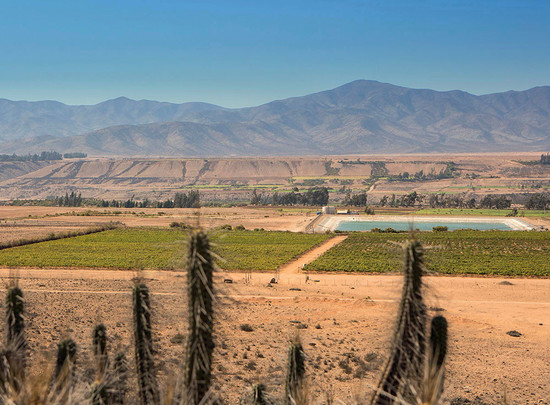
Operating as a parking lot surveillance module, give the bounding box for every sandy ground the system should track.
[0,226,88,243]
[0,268,547,404]
[0,206,315,232]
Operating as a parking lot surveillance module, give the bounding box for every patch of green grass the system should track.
[0,228,331,271]
[305,231,550,276]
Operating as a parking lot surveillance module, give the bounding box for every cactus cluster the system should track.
[0,233,448,405]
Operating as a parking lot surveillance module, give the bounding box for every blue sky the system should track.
[0,0,549,107]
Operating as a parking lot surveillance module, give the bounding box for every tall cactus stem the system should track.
[285,338,306,405]
[371,239,427,405]
[133,282,160,405]
[184,230,215,405]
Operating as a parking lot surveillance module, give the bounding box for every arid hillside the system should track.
[2,81,550,156]
[1,153,549,201]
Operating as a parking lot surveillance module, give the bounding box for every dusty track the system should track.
[277,234,348,274]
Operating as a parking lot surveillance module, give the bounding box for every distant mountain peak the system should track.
[0,80,549,156]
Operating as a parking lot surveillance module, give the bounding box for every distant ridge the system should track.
[1,80,549,156]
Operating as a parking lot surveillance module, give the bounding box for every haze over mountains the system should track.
[1,80,549,156]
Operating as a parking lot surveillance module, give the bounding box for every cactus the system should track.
[419,315,448,405]
[93,323,108,377]
[6,285,25,349]
[111,351,129,405]
[371,240,427,405]
[0,284,27,394]
[91,324,109,405]
[252,383,268,405]
[429,315,448,370]
[133,282,160,405]
[54,338,77,397]
[285,338,306,405]
[184,230,216,405]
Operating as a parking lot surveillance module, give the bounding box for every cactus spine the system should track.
[372,240,427,405]
[184,230,215,405]
[285,338,306,405]
[133,282,160,405]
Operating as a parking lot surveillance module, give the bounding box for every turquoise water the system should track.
[336,220,513,232]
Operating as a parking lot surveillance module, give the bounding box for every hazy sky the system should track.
[1,0,549,107]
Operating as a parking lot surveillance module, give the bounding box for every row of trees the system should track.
[541,153,550,165]
[0,151,88,162]
[427,193,477,209]
[388,164,456,182]
[97,191,200,209]
[251,187,330,206]
[0,151,63,162]
[54,191,83,207]
[380,192,423,207]
[478,194,512,209]
[526,192,550,210]
[52,190,201,208]
[380,192,514,209]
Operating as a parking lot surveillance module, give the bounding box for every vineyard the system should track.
[304,231,550,276]
[0,227,330,271]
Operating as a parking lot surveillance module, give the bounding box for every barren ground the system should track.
[0,269,547,404]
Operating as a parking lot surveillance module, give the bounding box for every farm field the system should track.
[0,228,331,271]
[304,231,550,276]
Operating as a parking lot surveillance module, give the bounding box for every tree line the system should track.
[250,187,329,206]
[51,190,200,208]
[0,151,88,162]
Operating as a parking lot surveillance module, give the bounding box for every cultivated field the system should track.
[0,228,331,271]
[304,231,550,276]
[1,227,548,277]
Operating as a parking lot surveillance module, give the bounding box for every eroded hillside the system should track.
[1,154,549,202]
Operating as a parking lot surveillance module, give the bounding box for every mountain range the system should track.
[0,80,549,156]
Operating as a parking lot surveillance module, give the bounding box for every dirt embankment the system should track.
[2,153,548,201]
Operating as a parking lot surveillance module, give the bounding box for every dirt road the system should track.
[277,234,348,274]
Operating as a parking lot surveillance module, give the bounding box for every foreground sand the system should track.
[0,268,547,404]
